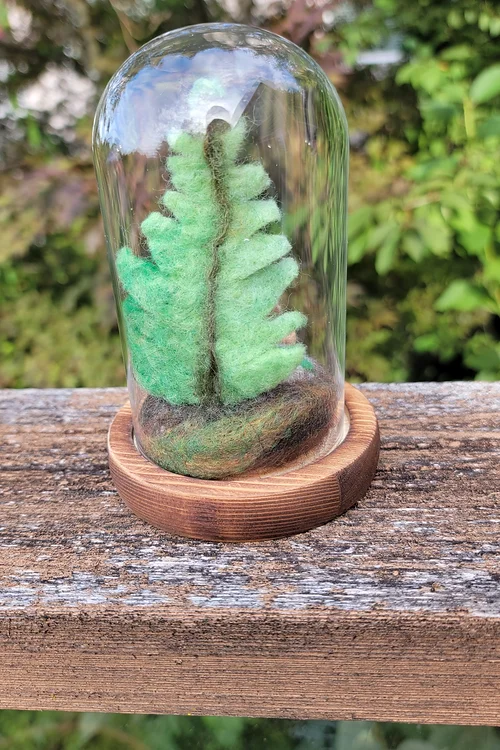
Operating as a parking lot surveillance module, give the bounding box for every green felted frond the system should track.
[117,117,306,406]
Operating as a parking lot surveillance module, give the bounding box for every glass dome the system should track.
[93,23,348,481]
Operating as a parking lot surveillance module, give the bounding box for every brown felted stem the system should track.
[199,118,232,406]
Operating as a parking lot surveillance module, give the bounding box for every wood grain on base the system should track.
[108,383,380,541]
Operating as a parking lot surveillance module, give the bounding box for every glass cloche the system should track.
[93,23,348,481]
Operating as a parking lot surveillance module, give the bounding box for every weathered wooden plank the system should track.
[0,383,499,724]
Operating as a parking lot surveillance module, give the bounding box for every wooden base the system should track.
[108,383,380,541]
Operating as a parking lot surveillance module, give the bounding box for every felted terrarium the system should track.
[93,23,380,541]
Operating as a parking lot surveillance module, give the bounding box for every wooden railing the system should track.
[0,383,499,725]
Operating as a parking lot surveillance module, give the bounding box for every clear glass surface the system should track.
[93,23,348,480]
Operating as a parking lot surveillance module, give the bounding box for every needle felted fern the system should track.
[116,116,336,479]
[117,118,306,408]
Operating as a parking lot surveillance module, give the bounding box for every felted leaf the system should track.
[116,117,306,406]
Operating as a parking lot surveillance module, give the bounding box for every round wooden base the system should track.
[108,383,380,542]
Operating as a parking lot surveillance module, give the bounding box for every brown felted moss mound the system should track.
[134,360,339,480]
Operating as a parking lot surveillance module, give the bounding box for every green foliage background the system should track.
[1,0,499,388]
[1,0,499,741]
[339,0,500,382]
[1,712,499,749]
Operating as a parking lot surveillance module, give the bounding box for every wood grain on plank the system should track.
[0,383,499,724]
[108,384,380,541]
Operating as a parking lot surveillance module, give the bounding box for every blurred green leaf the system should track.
[76,713,110,745]
[349,206,375,239]
[0,1,8,29]
[441,44,472,61]
[464,334,500,374]
[447,9,463,28]
[419,101,457,123]
[375,228,400,274]
[484,257,500,282]
[428,724,500,750]
[413,206,452,257]
[336,721,385,750]
[458,224,492,255]
[402,231,427,262]
[490,18,500,37]
[202,717,246,748]
[349,233,368,265]
[413,333,440,353]
[470,64,500,103]
[477,114,500,138]
[26,116,42,151]
[435,280,493,311]
[367,221,399,251]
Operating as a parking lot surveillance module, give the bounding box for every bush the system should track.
[0,0,499,387]
[333,0,500,381]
